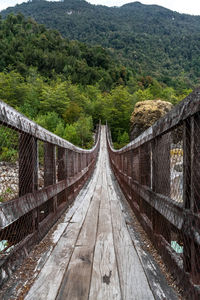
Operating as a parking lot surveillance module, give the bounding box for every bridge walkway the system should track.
[24,126,176,300]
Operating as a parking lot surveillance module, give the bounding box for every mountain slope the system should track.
[0,13,129,90]
[1,0,200,87]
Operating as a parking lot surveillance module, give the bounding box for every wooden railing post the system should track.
[19,134,38,196]
[66,150,73,178]
[78,153,81,173]
[66,149,74,203]
[44,143,56,186]
[152,134,171,242]
[74,152,78,175]
[83,153,87,169]
[140,143,151,187]
[44,143,56,211]
[19,133,38,231]
[126,150,132,201]
[57,147,68,205]
[58,147,68,181]
[183,116,200,284]
[183,119,191,275]
[139,143,151,215]
[82,153,86,182]
[87,153,91,176]
[131,148,140,209]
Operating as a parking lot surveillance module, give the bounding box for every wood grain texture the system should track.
[56,166,103,300]
[89,137,121,300]
[25,126,156,300]
[0,100,100,153]
[105,137,154,300]
[25,143,102,300]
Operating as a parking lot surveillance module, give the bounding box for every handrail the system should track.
[107,88,200,298]
[0,100,99,153]
[0,100,101,288]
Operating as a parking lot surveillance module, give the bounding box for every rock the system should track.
[130,99,173,140]
[0,161,45,201]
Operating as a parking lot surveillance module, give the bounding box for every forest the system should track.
[2,0,200,89]
[0,13,192,163]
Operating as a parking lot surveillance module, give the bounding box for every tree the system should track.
[63,102,83,124]
[39,81,70,117]
[64,124,80,146]
[74,116,93,148]
[35,112,63,132]
[105,86,136,141]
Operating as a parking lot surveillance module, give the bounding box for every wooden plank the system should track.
[113,176,178,300]
[25,128,102,300]
[127,224,178,300]
[57,176,102,299]
[57,246,94,300]
[25,126,154,300]
[105,143,154,300]
[25,193,93,300]
[25,150,101,300]
[56,130,104,300]
[89,158,121,300]
[51,168,99,244]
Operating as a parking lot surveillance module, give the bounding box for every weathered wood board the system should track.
[105,142,154,300]
[89,143,121,300]
[25,126,177,300]
[25,140,102,300]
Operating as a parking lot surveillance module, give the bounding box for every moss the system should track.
[130,99,173,140]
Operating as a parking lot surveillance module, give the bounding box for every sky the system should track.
[0,0,200,16]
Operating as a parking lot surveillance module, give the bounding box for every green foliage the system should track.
[0,71,25,107]
[39,81,70,117]
[105,86,136,141]
[134,89,154,101]
[2,1,200,88]
[0,13,128,91]
[118,131,129,144]
[0,13,194,157]
[0,147,18,163]
[114,131,130,149]
[0,127,18,162]
[63,102,83,124]
[0,67,191,151]
[35,112,63,132]
[63,116,94,148]
[54,122,65,138]
[74,116,93,148]
[64,124,80,146]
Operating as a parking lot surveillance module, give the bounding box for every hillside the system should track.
[0,13,128,90]
[1,0,200,88]
[0,12,193,157]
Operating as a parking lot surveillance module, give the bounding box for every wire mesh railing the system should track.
[107,88,200,299]
[0,100,100,288]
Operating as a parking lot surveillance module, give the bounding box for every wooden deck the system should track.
[24,126,172,300]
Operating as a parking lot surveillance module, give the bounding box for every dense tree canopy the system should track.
[0,13,129,90]
[0,13,193,164]
[2,0,200,88]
